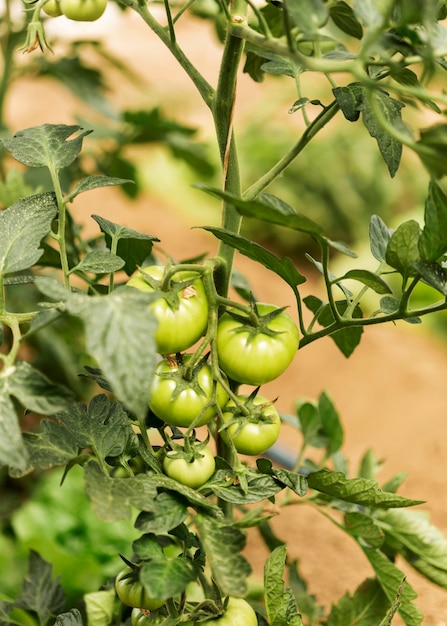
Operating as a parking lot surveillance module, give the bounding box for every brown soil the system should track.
[8,11,447,626]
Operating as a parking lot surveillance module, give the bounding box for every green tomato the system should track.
[216,303,299,385]
[115,568,165,610]
[59,0,106,20]
[163,445,215,488]
[42,0,63,16]
[127,266,209,355]
[149,354,228,428]
[204,598,258,625]
[221,395,281,455]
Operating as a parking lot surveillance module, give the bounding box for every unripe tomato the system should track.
[216,303,299,385]
[220,395,281,455]
[127,266,209,355]
[149,354,228,428]
[115,568,164,610]
[42,0,63,16]
[59,0,107,21]
[204,597,258,625]
[163,445,216,488]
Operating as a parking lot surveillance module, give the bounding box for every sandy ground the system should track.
[6,9,447,625]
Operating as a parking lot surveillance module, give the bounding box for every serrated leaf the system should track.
[202,227,305,290]
[256,458,308,496]
[15,551,65,625]
[419,181,447,261]
[370,215,393,262]
[194,184,323,236]
[333,83,363,122]
[344,512,384,548]
[91,214,159,276]
[2,124,91,169]
[413,260,447,295]
[264,546,304,626]
[141,558,195,600]
[379,509,447,588]
[307,469,424,508]
[6,361,75,414]
[0,192,58,275]
[386,220,421,281]
[70,250,125,274]
[0,384,29,471]
[318,391,344,455]
[83,590,113,626]
[66,288,158,420]
[53,608,83,625]
[69,175,134,200]
[196,514,251,596]
[207,470,284,504]
[149,474,221,514]
[54,394,134,460]
[337,269,392,294]
[284,0,328,35]
[329,1,363,39]
[84,460,158,520]
[135,492,188,534]
[305,297,363,357]
[325,578,390,626]
[362,547,423,626]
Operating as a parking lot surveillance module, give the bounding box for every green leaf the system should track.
[318,392,344,455]
[288,560,324,625]
[336,269,392,294]
[325,578,391,626]
[362,547,423,626]
[6,361,76,414]
[370,215,393,263]
[53,608,84,625]
[196,514,251,597]
[344,511,384,548]
[84,460,158,521]
[0,192,58,276]
[2,124,92,169]
[15,551,65,625]
[66,288,158,421]
[54,394,134,460]
[83,590,114,626]
[91,215,159,276]
[135,492,188,534]
[194,184,323,236]
[69,250,125,275]
[419,181,447,261]
[264,546,304,626]
[416,124,447,178]
[284,0,328,35]
[256,458,308,496]
[412,260,447,296]
[140,558,195,600]
[149,474,221,514]
[361,90,405,178]
[385,220,421,281]
[202,226,306,290]
[379,509,447,588]
[333,83,363,122]
[329,1,363,39]
[307,469,424,508]
[0,385,29,471]
[207,470,284,504]
[69,175,134,200]
[352,0,384,27]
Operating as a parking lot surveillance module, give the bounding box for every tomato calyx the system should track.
[163,430,211,464]
[222,300,292,339]
[155,353,212,398]
[219,389,278,434]
[138,265,202,311]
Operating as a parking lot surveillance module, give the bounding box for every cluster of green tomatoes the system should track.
[42,0,106,21]
[127,263,299,489]
[114,263,299,624]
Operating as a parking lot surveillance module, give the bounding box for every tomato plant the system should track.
[163,445,215,488]
[216,303,299,385]
[3,2,447,626]
[115,568,165,610]
[149,354,228,428]
[127,266,209,355]
[220,395,281,455]
[59,0,107,20]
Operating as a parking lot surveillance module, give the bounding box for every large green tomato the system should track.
[163,445,215,488]
[149,354,228,428]
[204,598,258,625]
[127,266,209,355]
[115,568,165,610]
[216,303,299,385]
[220,395,281,455]
[59,0,107,20]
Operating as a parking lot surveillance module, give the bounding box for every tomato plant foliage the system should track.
[2,2,447,626]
